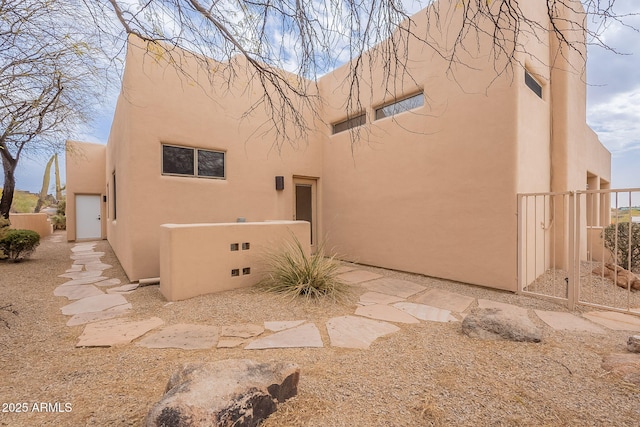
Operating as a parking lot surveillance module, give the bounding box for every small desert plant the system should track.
[56,199,66,216]
[603,222,640,272]
[51,214,66,230]
[0,229,40,262]
[258,236,349,302]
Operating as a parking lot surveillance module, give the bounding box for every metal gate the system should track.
[517,188,640,314]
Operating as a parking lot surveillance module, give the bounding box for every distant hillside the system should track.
[0,189,39,213]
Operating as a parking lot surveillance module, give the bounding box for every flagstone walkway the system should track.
[55,241,640,350]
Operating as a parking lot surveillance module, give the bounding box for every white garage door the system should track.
[75,194,101,240]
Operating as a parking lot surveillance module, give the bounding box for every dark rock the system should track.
[461,307,542,342]
[628,335,640,353]
[145,359,300,427]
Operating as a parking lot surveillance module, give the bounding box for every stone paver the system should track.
[361,278,426,299]
[93,278,122,287]
[71,245,95,252]
[107,284,139,294]
[358,291,405,306]
[583,311,640,332]
[221,324,264,339]
[413,288,475,313]
[71,252,105,260]
[76,317,164,347]
[335,265,358,274]
[137,324,219,349]
[217,338,247,348]
[534,310,606,333]
[326,315,400,349]
[73,259,104,266]
[58,271,105,280]
[245,323,323,349]
[393,302,457,323]
[355,304,420,324]
[264,320,306,332]
[66,304,133,326]
[54,284,104,300]
[85,263,113,271]
[61,294,129,315]
[336,270,383,284]
[52,237,640,353]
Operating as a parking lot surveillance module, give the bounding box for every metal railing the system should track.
[518,188,640,314]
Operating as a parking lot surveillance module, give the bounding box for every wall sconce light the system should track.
[275,176,284,191]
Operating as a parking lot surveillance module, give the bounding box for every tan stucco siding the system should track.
[585,126,611,181]
[108,39,323,280]
[65,141,107,241]
[317,3,524,290]
[321,86,519,290]
[86,0,610,290]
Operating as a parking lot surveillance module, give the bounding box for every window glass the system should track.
[332,113,366,134]
[525,70,543,98]
[162,145,194,175]
[375,93,424,120]
[198,150,225,178]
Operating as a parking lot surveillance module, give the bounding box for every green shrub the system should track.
[51,214,66,230]
[0,217,9,260]
[258,236,349,302]
[0,229,40,262]
[603,222,640,272]
[56,199,66,216]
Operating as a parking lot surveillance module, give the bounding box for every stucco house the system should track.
[66,0,610,293]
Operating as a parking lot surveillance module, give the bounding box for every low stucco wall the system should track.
[586,226,613,263]
[159,221,310,301]
[8,213,52,238]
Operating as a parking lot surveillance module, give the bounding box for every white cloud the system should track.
[588,88,640,155]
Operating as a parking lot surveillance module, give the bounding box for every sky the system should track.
[5,1,640,197]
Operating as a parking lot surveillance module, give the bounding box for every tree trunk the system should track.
[0,153,17,220]
[34,155,55,213]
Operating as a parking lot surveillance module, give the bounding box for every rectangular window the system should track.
[375,92,424,120]
[332,113,366,134]
[162,144,225,179]
[197,149,225,178]
[525,70,543,99]
[112,171,117,220]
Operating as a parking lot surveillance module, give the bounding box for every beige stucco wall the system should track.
[107,38,323,280]
[65,141,107,241]
[317,2,552,291]
[89,0,610,291]
[8,213,52,237]
[160,221,309,301]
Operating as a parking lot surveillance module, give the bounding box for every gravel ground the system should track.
[1,231,639,426]
[525,261,640,312]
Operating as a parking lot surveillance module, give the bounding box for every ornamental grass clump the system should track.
[259,236,349,302]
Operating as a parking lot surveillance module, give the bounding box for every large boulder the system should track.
[145,359,300,427]
[462,307,542,343]
[602,353,640,386]
[628,335,640,353]
[592,263,640,291]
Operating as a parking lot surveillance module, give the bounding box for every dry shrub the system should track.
[258,236,349,303]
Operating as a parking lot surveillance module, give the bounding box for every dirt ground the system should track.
[0,231,639,426]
